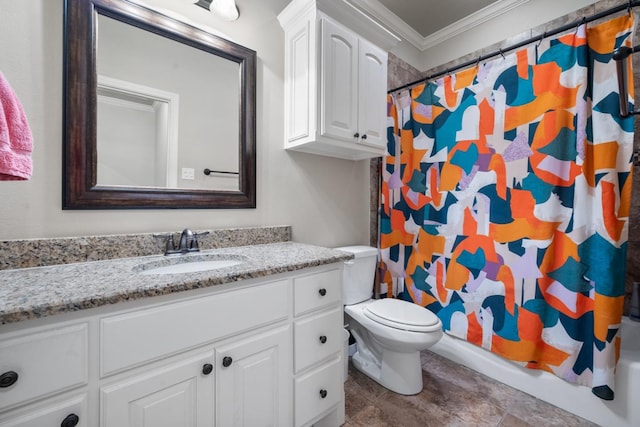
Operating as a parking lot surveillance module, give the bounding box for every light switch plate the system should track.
[181,168,195,180]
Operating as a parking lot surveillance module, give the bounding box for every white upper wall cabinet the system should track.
[278,0,399,161]
[357,38,388,149]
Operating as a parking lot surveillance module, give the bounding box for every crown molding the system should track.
[347,0,531,51]
[345,0,424,48]
[278,0,401,50]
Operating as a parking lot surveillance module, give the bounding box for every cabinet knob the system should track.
[319,335,327,344]
[319,389,328,399]
[202,363,213,375]
[61,413,79,427]
[222,356,233,367]
[318,288,327,297]
[0,371,18,388]
[353,132,360,138]
[361,134,367,140]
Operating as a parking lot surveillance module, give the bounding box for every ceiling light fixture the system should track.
[194,0,239,21]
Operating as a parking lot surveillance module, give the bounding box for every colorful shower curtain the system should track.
[379,15,635,399]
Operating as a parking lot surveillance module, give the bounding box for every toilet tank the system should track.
[335,246,378,305]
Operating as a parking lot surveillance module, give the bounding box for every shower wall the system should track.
[378,0,640,313]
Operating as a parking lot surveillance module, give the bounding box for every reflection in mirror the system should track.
[97,76,180,188]
[63,0,256,209]
[96,14,239,191]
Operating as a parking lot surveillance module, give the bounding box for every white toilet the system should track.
[337,246,443,395]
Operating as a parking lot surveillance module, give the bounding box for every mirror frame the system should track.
[63,0,256,209]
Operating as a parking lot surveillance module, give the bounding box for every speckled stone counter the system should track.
[0,226,292,270]
[0,242,352,324]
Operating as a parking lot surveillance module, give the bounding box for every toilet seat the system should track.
[364,299,440,332]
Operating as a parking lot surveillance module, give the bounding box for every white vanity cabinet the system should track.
[215,326,291,427]
[292,268,344,427]
[103,328,292,427]
[278,0,398,161]
[0,324,88,427]
[0,263,343,427]
[98,278,291,427]
[0,395,87,427]
[100,349,215,427]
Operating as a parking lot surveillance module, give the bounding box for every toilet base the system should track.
[351,346,423,395]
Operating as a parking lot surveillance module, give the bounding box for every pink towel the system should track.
[0,72,33,180]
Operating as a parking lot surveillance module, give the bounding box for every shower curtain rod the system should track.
[388,0,640,94]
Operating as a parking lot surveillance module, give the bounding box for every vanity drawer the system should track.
[294,357,342,427]
[293,268,341,316]
[0,324,88,411]
[294,307,342,372]
[101,279,289,376]
[0,394,87,427]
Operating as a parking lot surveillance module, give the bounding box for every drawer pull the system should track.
[61,413,79,427]
[319,335,327,344]
[202,363,213,375]
[353,132,360,138]
[0,371,18,388]
[222,356,233,367]
[319,389,328,399]
[318,288,327,296]
[361,134,367,140]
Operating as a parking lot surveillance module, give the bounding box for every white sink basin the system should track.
[136,254,245,275]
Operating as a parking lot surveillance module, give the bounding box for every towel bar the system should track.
[203,168,239,176]
[613,45,640,118]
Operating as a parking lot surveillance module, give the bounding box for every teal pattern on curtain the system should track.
[379,15,635,399]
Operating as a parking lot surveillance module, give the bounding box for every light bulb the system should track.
[210,0,239,21]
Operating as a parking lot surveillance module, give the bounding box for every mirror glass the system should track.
[96,15,239,191]
[63,0,256,209]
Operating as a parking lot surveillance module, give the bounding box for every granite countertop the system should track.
[0,242,353,325]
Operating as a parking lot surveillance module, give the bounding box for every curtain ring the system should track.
[475,56,481,68]
[575,17,586,34]
[499,48,505,59]
[448,67,452,75]
[537,31,546,47]
[628,0,633,15]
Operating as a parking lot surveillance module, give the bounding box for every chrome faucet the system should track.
[154,228,210,255]
[178,228,197,252]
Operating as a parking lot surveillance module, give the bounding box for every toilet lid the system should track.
[364,299,441,332]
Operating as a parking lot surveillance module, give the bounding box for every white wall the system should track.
[0,0,371,248]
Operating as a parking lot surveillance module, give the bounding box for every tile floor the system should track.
[343,350,599,427]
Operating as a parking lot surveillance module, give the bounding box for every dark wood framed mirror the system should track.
[63,0,256,209]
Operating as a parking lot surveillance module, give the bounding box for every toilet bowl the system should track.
[337,246,443,395]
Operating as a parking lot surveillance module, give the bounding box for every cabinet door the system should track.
[100,350,214,427]
[216,326,291,427]
[357,37,388,149]
[320,18,358,143]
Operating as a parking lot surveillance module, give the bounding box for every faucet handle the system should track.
[191,230,210,251]
[153,233,176,254]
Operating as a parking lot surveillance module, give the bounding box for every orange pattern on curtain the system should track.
[380,15,635,399]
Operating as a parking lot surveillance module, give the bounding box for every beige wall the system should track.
[0,0,371,248]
